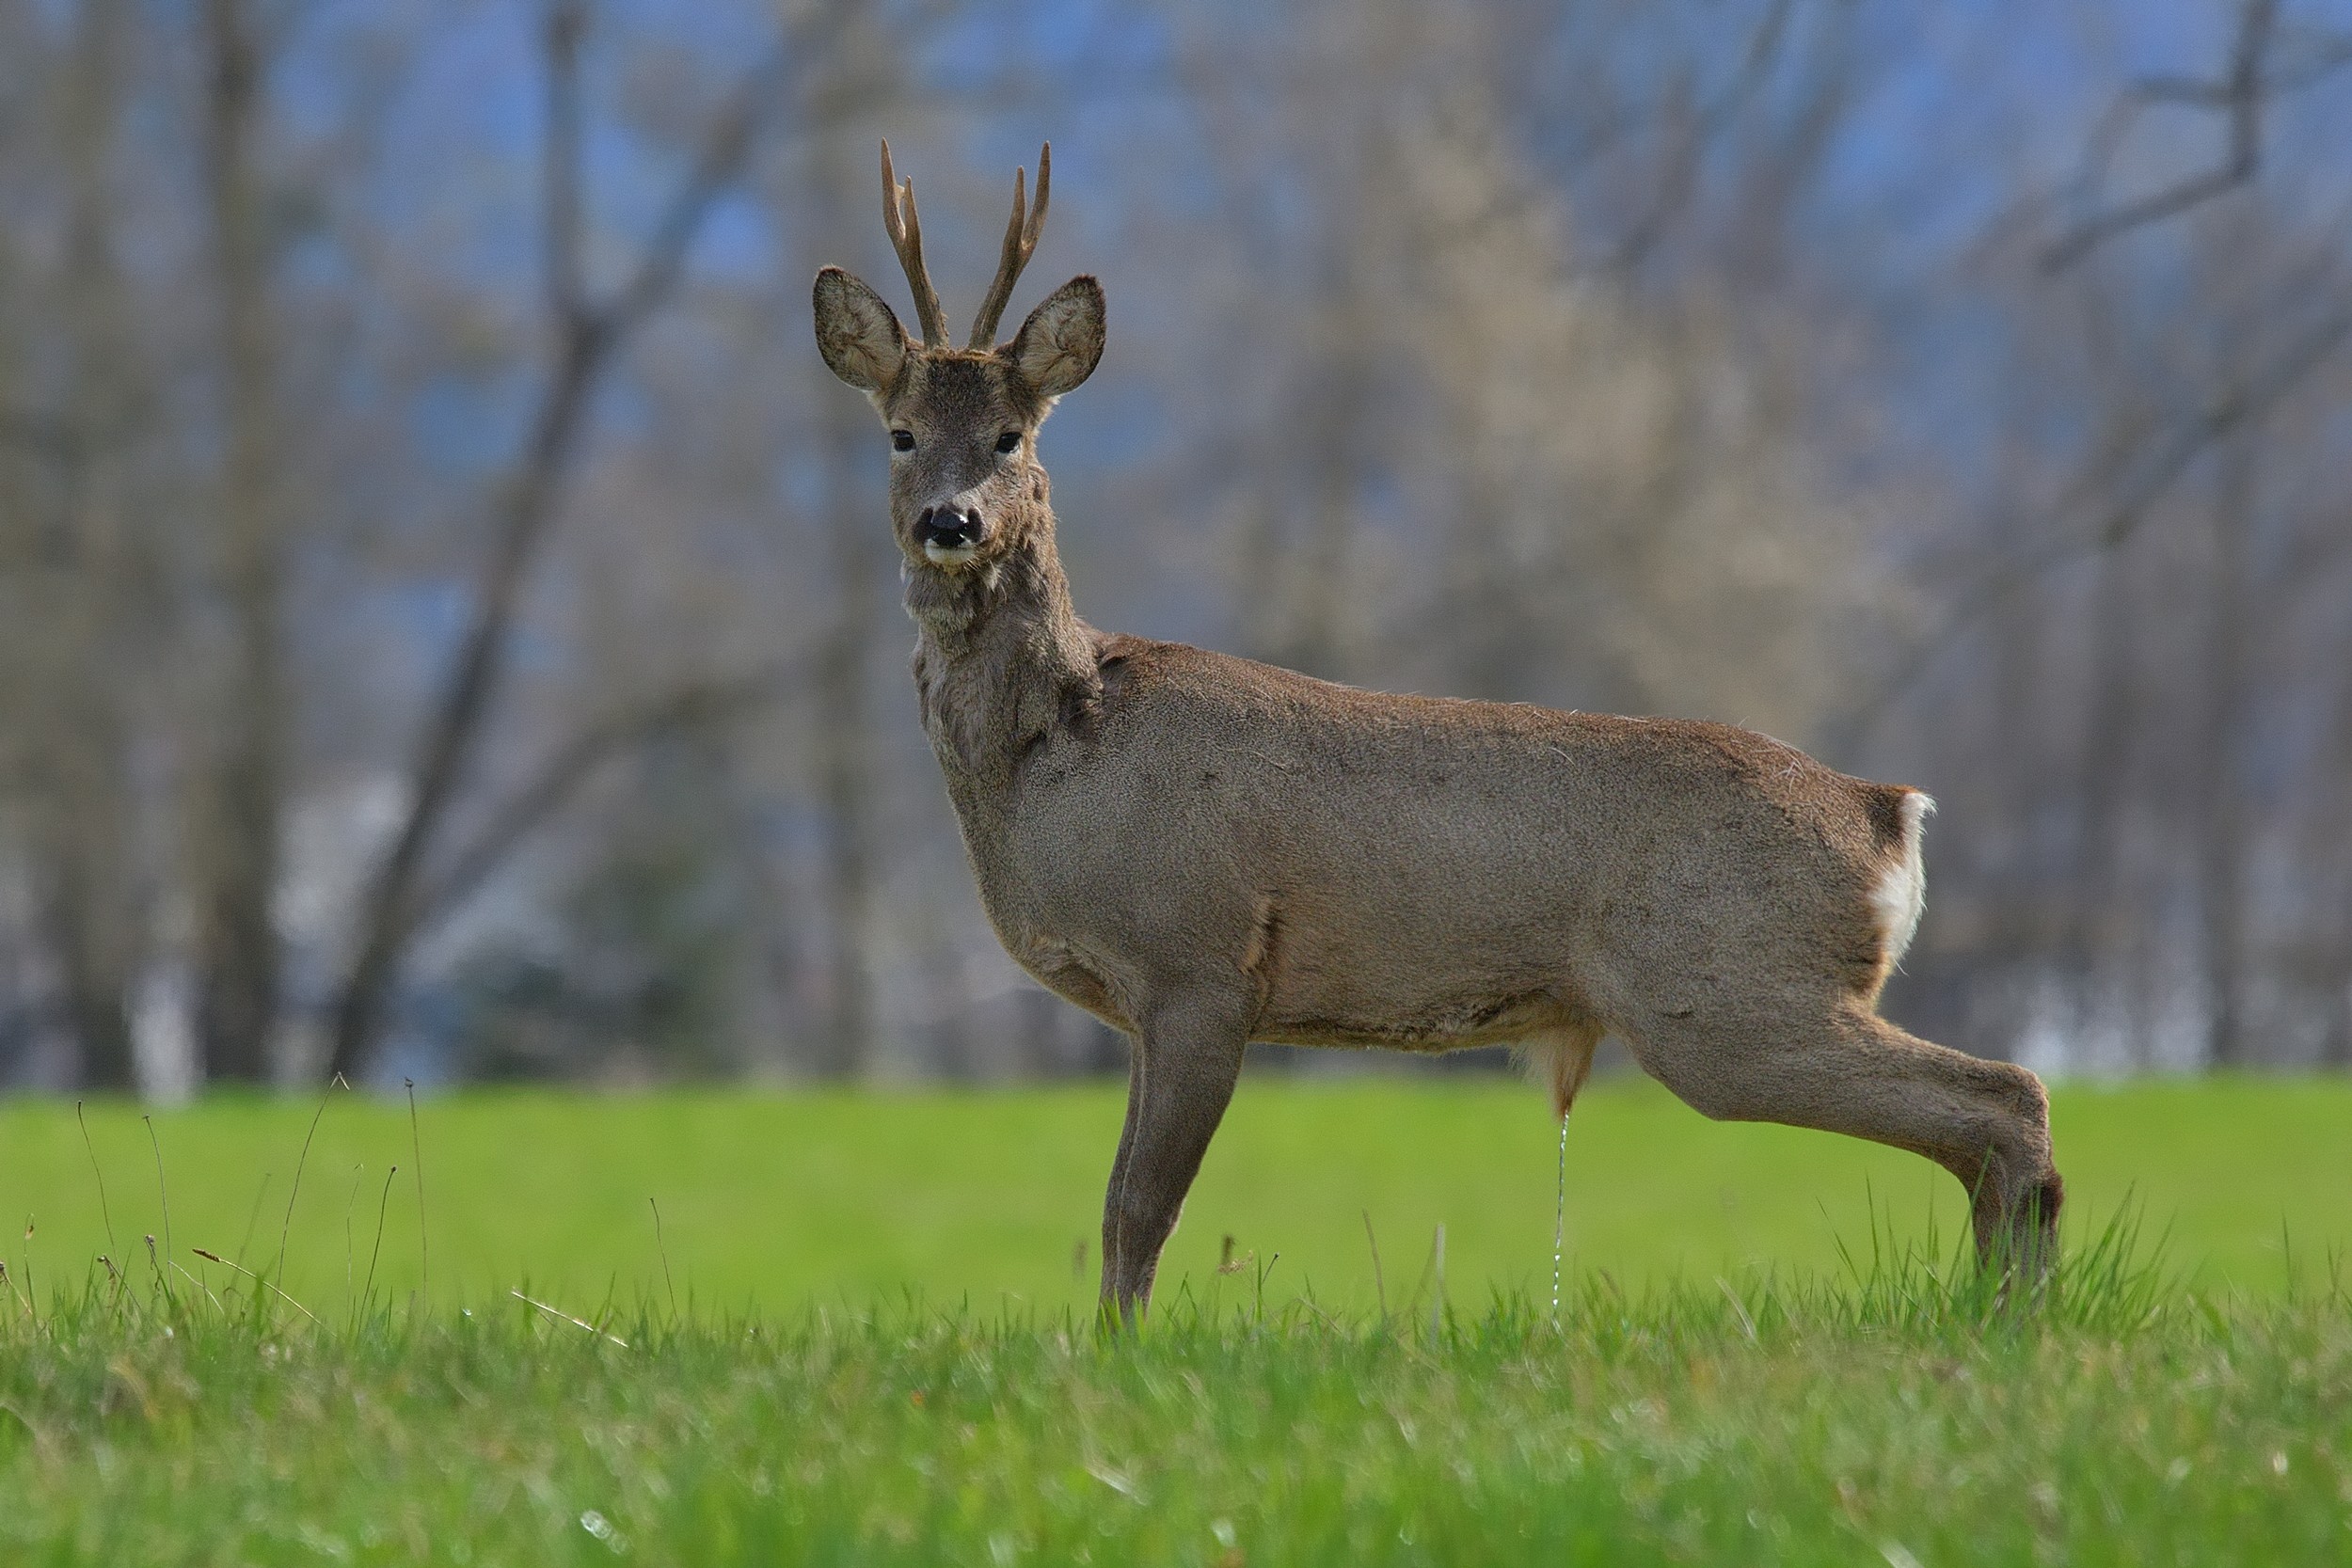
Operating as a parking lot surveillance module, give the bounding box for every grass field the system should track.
[3,1075,2349,1316]
[3,1075,2350,1563]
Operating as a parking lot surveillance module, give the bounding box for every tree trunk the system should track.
[320,13,786,1084]
[792,125,895,1081]
[195,0,284,1084]
[2072,537,2143,1062]
[45,0,142,1093]
[805,388,881,1079]
[45,849,136,1089]
[2199,432,2258,1068]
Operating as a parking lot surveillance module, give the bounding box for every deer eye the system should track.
[994,431,1022,455]
[891,429,915,452]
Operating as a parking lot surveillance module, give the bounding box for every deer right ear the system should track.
[813,267,908,393]
[1008,276,1105,398]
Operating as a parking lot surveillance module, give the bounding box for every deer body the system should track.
[818,145,2062,1321]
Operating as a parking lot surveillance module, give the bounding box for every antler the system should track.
[880,140,949,347]
[967,143,1051,349]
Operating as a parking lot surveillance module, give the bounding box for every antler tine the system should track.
[967,143,1052,349]
[880,140,948,347]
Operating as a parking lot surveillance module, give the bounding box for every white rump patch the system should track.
[1870,791,1934,971]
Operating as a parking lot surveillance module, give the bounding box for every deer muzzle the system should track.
[914,504,987,566]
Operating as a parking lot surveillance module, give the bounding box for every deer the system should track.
[812,143,2063,1324]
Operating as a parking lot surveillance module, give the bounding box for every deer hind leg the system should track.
[1099,990,1249,1324]
[1623,1002,2061,1275]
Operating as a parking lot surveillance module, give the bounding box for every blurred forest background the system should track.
[0,0,2347,1095]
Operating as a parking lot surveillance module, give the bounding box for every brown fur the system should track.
[813,147,2062,1323]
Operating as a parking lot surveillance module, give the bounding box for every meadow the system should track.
[4,1074,2348,1315]
[2,1073,2350,1563]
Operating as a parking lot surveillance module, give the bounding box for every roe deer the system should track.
[813,143,2062,1323]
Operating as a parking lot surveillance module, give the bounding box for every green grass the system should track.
[2,1237,2348,1565]
[3,1076,2348,1317]
[2,1076,2350,1563]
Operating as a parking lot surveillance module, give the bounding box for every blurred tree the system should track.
[192,0,286,1084]
[0,0,151,1091]
[453,737,749,1082]
[323,0,792,1083]
[0,0,2347,1092]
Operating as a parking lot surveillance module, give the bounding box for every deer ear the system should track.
[813,267,908,393]
[1007,276,1104,398]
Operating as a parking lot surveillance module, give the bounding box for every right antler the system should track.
[967,144,1050,349]
[880,140,949,347]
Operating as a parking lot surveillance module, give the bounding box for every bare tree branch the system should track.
[400,657,804,955]
[602,52,787,338]
[2042,0,2282,272]
[1825,305,2352,754]
[542,0,588,325]
[2268,16,2352,91]
[1601,0,1794,273]
[323,13,794,1081]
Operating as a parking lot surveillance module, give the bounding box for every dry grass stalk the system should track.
[192,1246,322,1328]
[511,1290,628,1348]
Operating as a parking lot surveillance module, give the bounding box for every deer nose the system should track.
[914,505,985,550]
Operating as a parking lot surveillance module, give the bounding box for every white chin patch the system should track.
[923,543,978,568]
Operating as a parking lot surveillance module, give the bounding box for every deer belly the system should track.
[1006,927,1136,1033]
[1243,885,1591,1051]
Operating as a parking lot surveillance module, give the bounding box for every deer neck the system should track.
[905,515,1099,792]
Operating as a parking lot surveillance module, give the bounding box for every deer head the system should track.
[813,142,1104,572]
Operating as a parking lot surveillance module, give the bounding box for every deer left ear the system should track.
[814,266,909,393]
[1008,276,1104,398]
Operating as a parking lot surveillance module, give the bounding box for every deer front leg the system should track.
[1099,990,1248,1325]
[1097,1045,1142,1307]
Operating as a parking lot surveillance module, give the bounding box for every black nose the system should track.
[915,506,985,549]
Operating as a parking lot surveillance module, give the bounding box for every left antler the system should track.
[967,143,1051,349]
